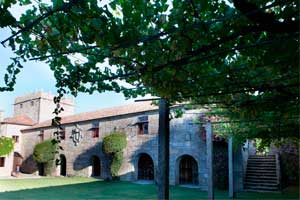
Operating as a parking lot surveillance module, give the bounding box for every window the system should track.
[92,128,99,138]
[38,131,44,142]
[20,104,23,109]
[60,129,66,140]
[12,135,19,143]
[91,122,99,138]
[0,157,5,167]
[31,101,34,106]
[138,122,149,135]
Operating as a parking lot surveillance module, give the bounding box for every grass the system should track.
[0,177,298,200]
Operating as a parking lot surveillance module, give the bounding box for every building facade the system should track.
[0,92,246,190]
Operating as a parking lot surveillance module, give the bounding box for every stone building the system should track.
[0,92,246,190]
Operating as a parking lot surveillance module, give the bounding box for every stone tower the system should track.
[13,92,75,123]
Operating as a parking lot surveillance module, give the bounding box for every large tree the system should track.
[0,0,298,145]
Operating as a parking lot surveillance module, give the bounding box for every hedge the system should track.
[0,137,14,156]
[33,139,58,175]
[102,132,127,178]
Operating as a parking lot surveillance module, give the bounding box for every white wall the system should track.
[0,123,30,176]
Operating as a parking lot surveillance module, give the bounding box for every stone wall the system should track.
[14,92,74,123]
[0,123,30,176]
[20,109,210,189]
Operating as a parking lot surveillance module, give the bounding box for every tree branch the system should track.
[233,0,299,33]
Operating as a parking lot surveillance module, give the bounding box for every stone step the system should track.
[244,185,278,191]
[247,166,276,170]
[247,163,276,167]
[248,158,275,162]
[245,175,277,180]
[246,172,276,177]
[244,188,280,193]
[249,155,275,158]
[246,169,276,175]
[245,179,277,186]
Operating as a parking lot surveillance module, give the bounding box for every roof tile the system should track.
[1,115,35,126]
[23,102,158,131]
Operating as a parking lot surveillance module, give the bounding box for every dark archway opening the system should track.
[138,153,154,180]
[38,163,45,176]
[91,155,101,177]
[60,154,67,176]
[179,155,198,185]
[13,152,23,172]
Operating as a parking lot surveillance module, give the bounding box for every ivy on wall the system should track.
[0,137,14,156]
[102,132,127,179]
[33,139,58,175]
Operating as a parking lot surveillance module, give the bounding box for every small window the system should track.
[92,128,99,138]
[20,104,23,109]
[38,131,44,142]
[60,129,66,140]
[138,122,149,135]
[31,101,34,106]
[0,157,5,167]
[12,135,19,143]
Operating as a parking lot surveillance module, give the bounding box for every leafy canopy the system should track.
[33,139,58,163]
[0,0,299,142]
[0,136,14,156]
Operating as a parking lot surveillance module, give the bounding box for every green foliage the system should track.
[102,132,127,178]
[103,132,127,154]
[0,137,14,156]
[110,151,123,178]
[33,139,58,163]
[33,139,58,175]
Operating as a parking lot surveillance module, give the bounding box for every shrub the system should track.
[102,132,127,178]
[0,137,14,156]
[33,139,58,175]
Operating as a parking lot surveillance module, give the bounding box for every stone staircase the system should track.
[244,155,280,192]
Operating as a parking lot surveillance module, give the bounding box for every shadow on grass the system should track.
[0,180,298,200]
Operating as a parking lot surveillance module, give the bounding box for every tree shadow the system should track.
[20,154,38,174]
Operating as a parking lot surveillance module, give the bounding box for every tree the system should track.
[1,0,299,198]
[33,139,58,175]
[0,0,298,196]
[102,131,127,179]
[0,136,14,156]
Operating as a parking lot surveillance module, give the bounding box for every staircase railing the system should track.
[275,153,281,191]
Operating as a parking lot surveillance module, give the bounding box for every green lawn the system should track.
[0,177,298,200]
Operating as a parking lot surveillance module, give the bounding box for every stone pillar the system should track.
[206,122,214,200]
[157,99,170,200]
[228,136,235,198]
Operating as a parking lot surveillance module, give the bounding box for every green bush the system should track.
[102,132,127,178]
[0,137,14,156]
[110,151,123,178]
[33,139,58,175]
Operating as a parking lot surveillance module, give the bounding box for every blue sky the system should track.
[0,2,157,118]
[0,29,138,118]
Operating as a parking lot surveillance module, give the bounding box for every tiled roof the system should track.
[1,115,35,126]
[23,102,158,131]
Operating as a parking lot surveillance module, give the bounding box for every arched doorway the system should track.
[138,153,154,180]
[179,155,198,185]
[91,155,101,177]
[38,163,45,176]
[13,152,23,173]
[60,154,66,176]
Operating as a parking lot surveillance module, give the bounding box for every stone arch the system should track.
[90,155,101,177]
[175,154,199,185]
[13,152,23,173]
[60,154,67,176]
[134,152,155,181]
